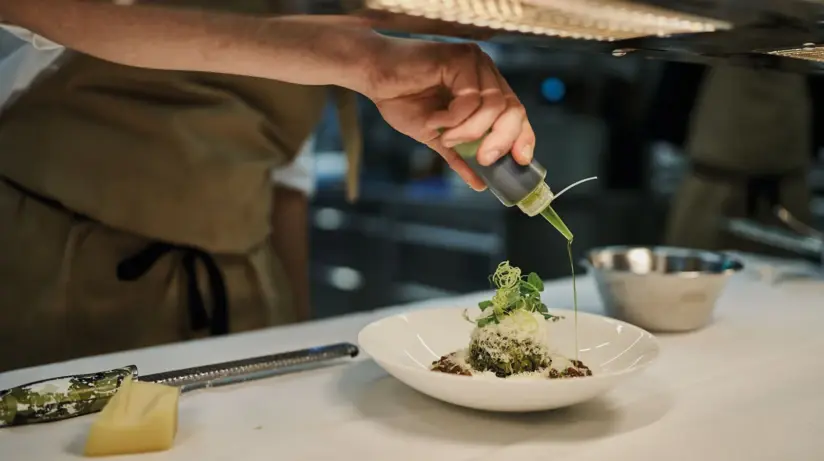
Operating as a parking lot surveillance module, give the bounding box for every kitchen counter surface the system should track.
[3,269,824,460]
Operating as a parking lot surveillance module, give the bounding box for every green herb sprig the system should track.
[464,261,561,327]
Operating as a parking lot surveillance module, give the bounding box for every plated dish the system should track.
[358,262,660,412]
[430,262,592,380]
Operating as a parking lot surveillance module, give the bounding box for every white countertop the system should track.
[3,272,824,461]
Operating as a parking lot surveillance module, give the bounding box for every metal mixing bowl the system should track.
[582,246,744,332]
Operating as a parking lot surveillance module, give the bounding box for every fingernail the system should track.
[442,139,456,148]
[521,144,533,162]
[479,150,500,165]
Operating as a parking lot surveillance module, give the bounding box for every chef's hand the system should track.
[360,37,535,191]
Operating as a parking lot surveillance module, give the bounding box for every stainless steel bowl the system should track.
[582,246,744,332]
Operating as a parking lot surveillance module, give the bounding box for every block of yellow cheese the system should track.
[84,376,180,457]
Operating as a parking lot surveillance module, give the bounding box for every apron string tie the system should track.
[116,243,229,336]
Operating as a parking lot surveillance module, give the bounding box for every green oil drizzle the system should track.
[538,204,572,241]
[567,240,578,363]
[539,206,578,363]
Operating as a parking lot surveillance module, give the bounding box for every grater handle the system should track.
[0,366,137,428]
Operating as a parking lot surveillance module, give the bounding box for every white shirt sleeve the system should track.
[0,25,66,114]
[270,135,316,197]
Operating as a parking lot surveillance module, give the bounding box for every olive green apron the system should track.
[665,65,813,253]
[0,51,361,371]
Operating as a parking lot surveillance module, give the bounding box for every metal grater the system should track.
[141,342,360,392]
[0,342,359,428]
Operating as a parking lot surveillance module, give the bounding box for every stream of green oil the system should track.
[539,206,578,362]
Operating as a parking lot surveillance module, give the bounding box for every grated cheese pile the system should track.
[469,310,549,364]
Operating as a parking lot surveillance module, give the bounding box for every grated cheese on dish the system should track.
[470,310,550,365]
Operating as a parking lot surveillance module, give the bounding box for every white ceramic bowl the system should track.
[358,306,659,412]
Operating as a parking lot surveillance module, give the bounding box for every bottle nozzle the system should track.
[516,182,554,217]
[540,204,574,241]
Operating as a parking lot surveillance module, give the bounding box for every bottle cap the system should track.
[517,182,554,217]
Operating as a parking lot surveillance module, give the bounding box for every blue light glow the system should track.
[541,77,566,103]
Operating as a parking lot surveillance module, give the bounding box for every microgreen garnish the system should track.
[464,261,561,327]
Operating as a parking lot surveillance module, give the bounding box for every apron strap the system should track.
[331,87,362,203]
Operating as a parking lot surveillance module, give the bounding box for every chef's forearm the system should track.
[0,0,384,94]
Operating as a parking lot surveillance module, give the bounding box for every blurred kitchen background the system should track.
[307,40,824,319]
